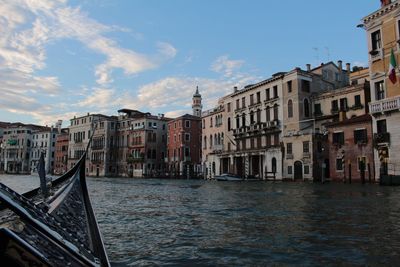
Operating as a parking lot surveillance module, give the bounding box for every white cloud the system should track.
[211,55,245,77]
[0,0,178,123]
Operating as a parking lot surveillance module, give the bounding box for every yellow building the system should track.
[362,0,400,180]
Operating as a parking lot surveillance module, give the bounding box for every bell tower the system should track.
[192,86,202,117]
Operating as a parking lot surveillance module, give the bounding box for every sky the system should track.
[0,0,379,126]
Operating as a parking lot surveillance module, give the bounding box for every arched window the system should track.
[256,109,261,123]
[304,98,310,117]
[273,104,279,120]
[214,134,217,147]
[204,136,207,149]
[242,113,246,127]
[210,135,213,148]
[266,106,271,122]
[250,110,254,124]
[288,100,293,118]
[228,117,231,131]
[217,133,221,145]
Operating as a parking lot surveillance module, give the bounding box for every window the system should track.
[256,109,261,123]
[250,111,254,124]
[242,97,246,108]
[273,104,278,120]
[375,81,385,100]
[336,158,343,171]
[304,165,310,174]
[371,30,382,51]
[227,118,231,131]
[236,115,240,128]
[354,129,367,144]
[288,166,293,175]
[266,88,270,100]
[241,113,246,127]
[185,120,190,128]
[287,143,292,154]
[202,119,205,129]
[227,102,231,112]
[377,119,387,134]
[256,92,261,103]
[303,141,309,153]
[236,99,240,110]
[185,147,190,157]
[333,132,344,145]
[250,94,254,105]
[301,80,310,92]
[185,133,190,142]
[354,95,361,107]
[314,103,322,116]
[288,100,293,118]
[273,86,278,98]
[304,99,310,117]
[266,106,271,121]
[287,80,292,93]
[331,100,338,112]
[273,133,279,146]
[339,98,348,111]
[210,117,213,127]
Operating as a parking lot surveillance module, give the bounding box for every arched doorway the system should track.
[294,161,303,180]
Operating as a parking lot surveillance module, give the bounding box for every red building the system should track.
[167,114,202,178]
[54,128,69,175]
[326,114,375,183]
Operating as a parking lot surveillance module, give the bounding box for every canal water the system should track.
[1,175,400,266]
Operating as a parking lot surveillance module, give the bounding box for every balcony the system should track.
[374,132,390,145]
[213,144,224,153]
[264,96,279,105]
[369,49,383,62]
[286,154,294,159]
[370,96,400,115]
[263,120,279,130]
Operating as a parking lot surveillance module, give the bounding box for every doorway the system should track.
[294,161,303,180]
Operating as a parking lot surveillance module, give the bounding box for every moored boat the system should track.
[0,146,110,266]
[215,173,244,181]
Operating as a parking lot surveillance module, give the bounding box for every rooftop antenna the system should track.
[324,47,330,62]
[312,47,319,64]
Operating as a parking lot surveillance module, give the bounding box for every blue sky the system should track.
[0,0,378,126]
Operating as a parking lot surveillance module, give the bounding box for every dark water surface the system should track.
[1,175,400,266]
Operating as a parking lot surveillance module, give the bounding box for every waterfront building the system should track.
[117,109,169,177]
[167,114,202,178]
[54,128,69,175]
[362,0,400,179]
[312,68,373,182]
[68,113,113,174]
[282,62,350,181]
[2,123,47,174]
[0,122,11,172]
[30,127,57,174]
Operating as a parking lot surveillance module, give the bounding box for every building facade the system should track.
[167,114,202,178]
[54,128,69,175]
[30,128,57,174]
[362,0,400,179]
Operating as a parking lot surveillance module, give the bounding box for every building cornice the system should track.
[363,1,400,26]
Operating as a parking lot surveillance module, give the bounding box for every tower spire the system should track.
[192,86,202,117]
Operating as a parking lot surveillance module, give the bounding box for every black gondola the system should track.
[0,147,110,266]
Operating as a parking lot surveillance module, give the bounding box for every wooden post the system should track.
[361,161,365,184]
[368,163,372,183]
[348,163,352,184]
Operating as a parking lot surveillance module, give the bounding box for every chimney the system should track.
[306,64,311,72]
[381,0,391,7]
[233,86,238,93]
[338,60,343,71]
[346,63,351,73]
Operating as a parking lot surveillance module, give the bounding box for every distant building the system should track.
[54,128,69,175]
[167,114,202,178]
[30,127,57,174]
[2,123,47,174]
[362,0,400,179]
[116,109,169,177]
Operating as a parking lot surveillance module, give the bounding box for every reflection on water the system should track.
[1,175,400,266]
